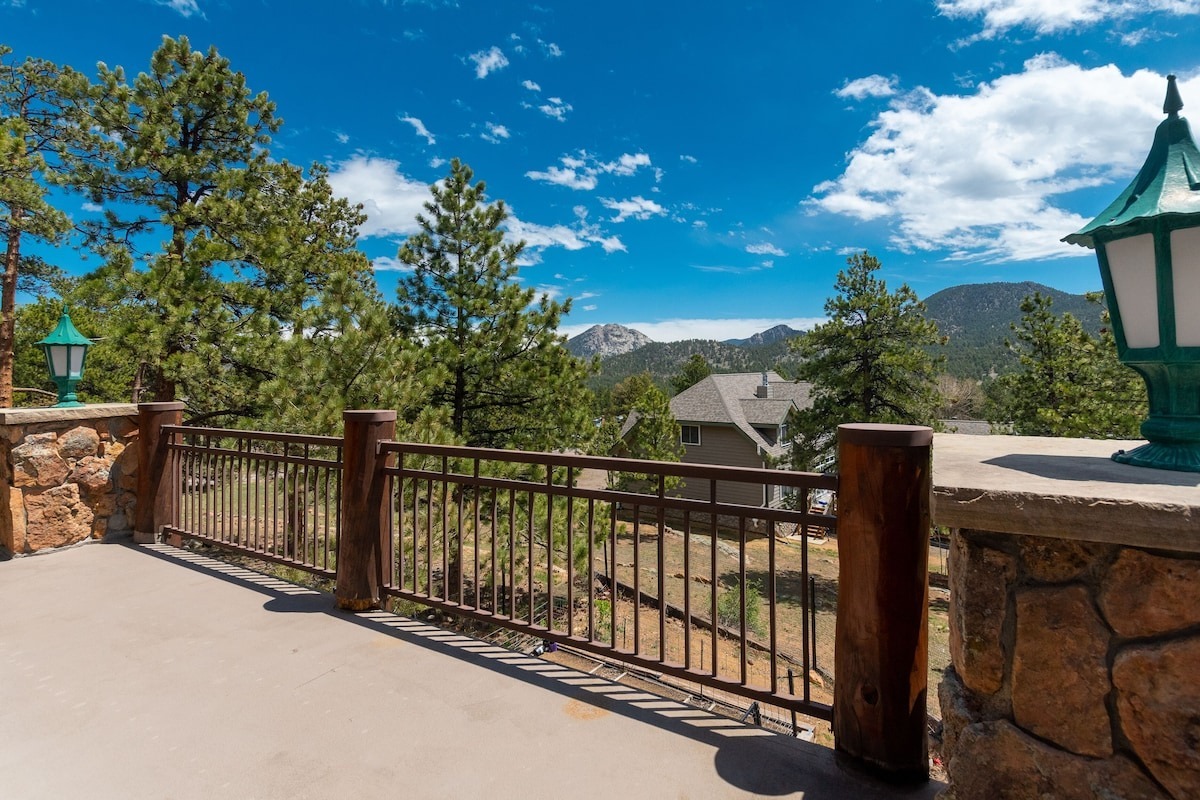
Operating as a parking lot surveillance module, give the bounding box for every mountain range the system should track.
[568,281,1101,390]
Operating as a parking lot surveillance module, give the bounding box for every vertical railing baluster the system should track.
[683,509,691,670]
[545,468,554,631]
[657,474,666,663]
[769,518,778,694]
[565,465,575,638]
[739,515,748,687]
[609,502,617,648]
[632,502,640,655]
[473,459,481,611]
[586,497,595,642]
[710,481,718,678]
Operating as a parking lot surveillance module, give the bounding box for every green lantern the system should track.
[35,307,93,408]
[1065,75,1200,472]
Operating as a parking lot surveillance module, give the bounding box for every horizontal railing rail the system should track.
[163,425,343,578]
[378,441,836,721]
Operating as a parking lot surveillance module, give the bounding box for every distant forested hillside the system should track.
[589,337,804,391]
[926,281,1103,379]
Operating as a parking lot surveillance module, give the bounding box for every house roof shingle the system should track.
[670,371,814,459]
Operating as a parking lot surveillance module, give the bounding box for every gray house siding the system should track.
[676,424,765,507]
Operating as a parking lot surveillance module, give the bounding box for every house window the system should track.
[680,425,701,445]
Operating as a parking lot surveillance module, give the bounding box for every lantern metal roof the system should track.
[35,308,93,348]
[1064,75,1200,249]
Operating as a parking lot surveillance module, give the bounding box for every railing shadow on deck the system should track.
[131,540,941,800]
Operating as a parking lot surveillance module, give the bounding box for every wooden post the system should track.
[335,410,395,611]
[134,401,184,545]
[834,423,932,784]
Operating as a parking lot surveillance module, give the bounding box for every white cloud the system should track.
[526,151,653,190]
[327,155,431,238]
[525,165,598,190]
[604,152,652,176]
[594,235,627,253]
[936,0,1200,42]
[541,40,564,57]
[559,318,825,342]
[335,131,350,144]
[156,0,201,16]
[836,74,898,100]
[601,196,665,223]
[399,115,436,145]
[582,304,598,312]
[810,58,1199,262]
[745,242,787,257]
[680,154,698,164]
[81,202,103,213]
[429,156,447,169]
[522,79,541,91]
[481,122,511,143]
[469,46,509,78]
[505,217,589,251]
[372,256,413,272]
[538,97,572,122]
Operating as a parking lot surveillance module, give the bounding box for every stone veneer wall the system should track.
[933,434,1200,800]
[0,404,139,555]
[940,529,1199,800]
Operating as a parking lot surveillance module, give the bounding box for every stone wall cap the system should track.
[0,403,138,426]
[933,433,1200,553]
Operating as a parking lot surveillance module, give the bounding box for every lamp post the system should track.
[35,307,93,408]
[1064,75,1200,472]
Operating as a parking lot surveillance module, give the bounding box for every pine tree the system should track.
[670,353,712,395]
[789,252,945,469]
[395,158,593,450]
[985,293,1145,438]
[0,47,98,406]
[80,36,372,422]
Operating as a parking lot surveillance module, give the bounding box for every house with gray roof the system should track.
[667,371,813,507]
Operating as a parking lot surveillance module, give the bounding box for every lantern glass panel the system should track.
[1105,232,1160,349]
[50,346,68,378]
[1171,227,1200,347]
[68,346,85,378]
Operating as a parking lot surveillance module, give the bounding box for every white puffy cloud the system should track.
[836,74,898,100]
[156,0,201,16]
[80,202,103,213]
[680,154,698,164]
[538,97,572,122]
[522,79,541,91]
[429,156,447,169]
[469,46,509,78]
[399,115,436,145]
[811,58,1199,262]
[936,0,1200,41]
[327,155,431,238]
[582,304,598,311]
[481,122,511,143]
[541,40,564,57]
[745,242,787,257]
[594,235,627,253]
[335,131,350,144]
[604,152,652,176]
[372,256,413,272]
[526,151,653,190]
[601,196,665,223]
[525,165,598,190]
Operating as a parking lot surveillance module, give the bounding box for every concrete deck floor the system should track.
[1,542,944,799]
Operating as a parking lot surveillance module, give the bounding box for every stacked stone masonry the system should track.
[940,529,1200,800]
[0,405,139,555]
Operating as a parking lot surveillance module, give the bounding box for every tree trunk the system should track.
[1,213,25,408]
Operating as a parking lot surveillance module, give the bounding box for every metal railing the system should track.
[378,442,837,721]
[163,426,343,578]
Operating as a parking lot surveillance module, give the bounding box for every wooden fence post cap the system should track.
[838,423,933,448]
[343,410,397,423]
[137,401,186,413]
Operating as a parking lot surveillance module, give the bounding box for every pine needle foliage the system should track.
[789,252,945,469]
[395,158,593,451]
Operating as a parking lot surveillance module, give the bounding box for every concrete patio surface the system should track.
[1,542,943,799]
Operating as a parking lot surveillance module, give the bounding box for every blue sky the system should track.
[5,0,1200,340]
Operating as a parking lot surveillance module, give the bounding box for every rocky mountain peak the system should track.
[566,324,654,358]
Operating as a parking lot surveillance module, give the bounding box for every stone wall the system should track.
[932,434,1200,800]
[940,530,1199,800]
[0,404,139,556]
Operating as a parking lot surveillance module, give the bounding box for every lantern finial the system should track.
[1164,74,1183,118]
